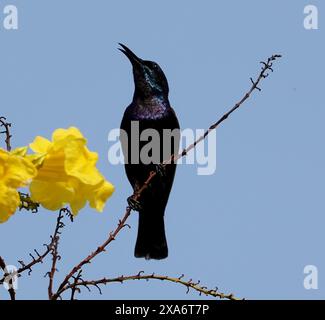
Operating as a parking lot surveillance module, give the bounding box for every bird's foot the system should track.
[155,163,166,178]
[127,196,143,212]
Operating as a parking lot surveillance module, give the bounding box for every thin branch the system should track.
[52,54,281,300]
[0,208,72,287]
[0,116,12,151]
[70,270,83,300]
[47,209,67,299]
[165,54,282,164]
[1,247,50,283]
[53,207,132,299]
[65,272,241,300]
[0,256,16,300]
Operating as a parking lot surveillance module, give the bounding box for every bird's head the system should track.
[119,43,169,99]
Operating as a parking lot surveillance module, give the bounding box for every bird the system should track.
[119,43,180,260]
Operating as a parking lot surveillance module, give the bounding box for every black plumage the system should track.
[119,44,180,260]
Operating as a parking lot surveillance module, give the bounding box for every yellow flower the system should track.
[0,148,37,223]
[29,127,115,215]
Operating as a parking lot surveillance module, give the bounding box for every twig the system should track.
[47,209,68,299]
[64,272,241,300]
[0,116,12,151]
[0,247,50,284]
[70,270,83,300]
[165,54,282,164]
[0,208,72,287]
[0,256,16,300]
[52,54,281,300]
[53,208,131,299]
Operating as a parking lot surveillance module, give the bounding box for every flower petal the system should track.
[88,180,115,212]
[0,184,20,223]
[30,180,74,211]
[52,127,85,143]
[4,154,37,188]
[64,140,103,185]
[28,127,115,215]
[30,136,52,154]
[11,146,29,157]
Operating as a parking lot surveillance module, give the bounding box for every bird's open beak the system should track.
[118,43,143,66]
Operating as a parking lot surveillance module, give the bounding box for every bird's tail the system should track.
[135,210,168,260]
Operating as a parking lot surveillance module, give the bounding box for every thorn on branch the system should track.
[34,250,41,259]
[94,284,102,295]
[260,61,268,68]
[137,271,145,277]
[18,260,25,268]
[60,207,74,222]
[84,284,91,292]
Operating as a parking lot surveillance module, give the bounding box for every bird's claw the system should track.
[155,164,166,178]
[127,196,142,212]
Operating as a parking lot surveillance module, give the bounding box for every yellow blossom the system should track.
[0,148,37,223]
[29,127,115,215]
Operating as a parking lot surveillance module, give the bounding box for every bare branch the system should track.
[0,116,12,151]
[64,272,241,300]
[47,209,67,299]
[70,270,83,300]
[0,208,72,288]
[53,206,132,299]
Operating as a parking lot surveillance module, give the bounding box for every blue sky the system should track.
[0,0,324,299]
